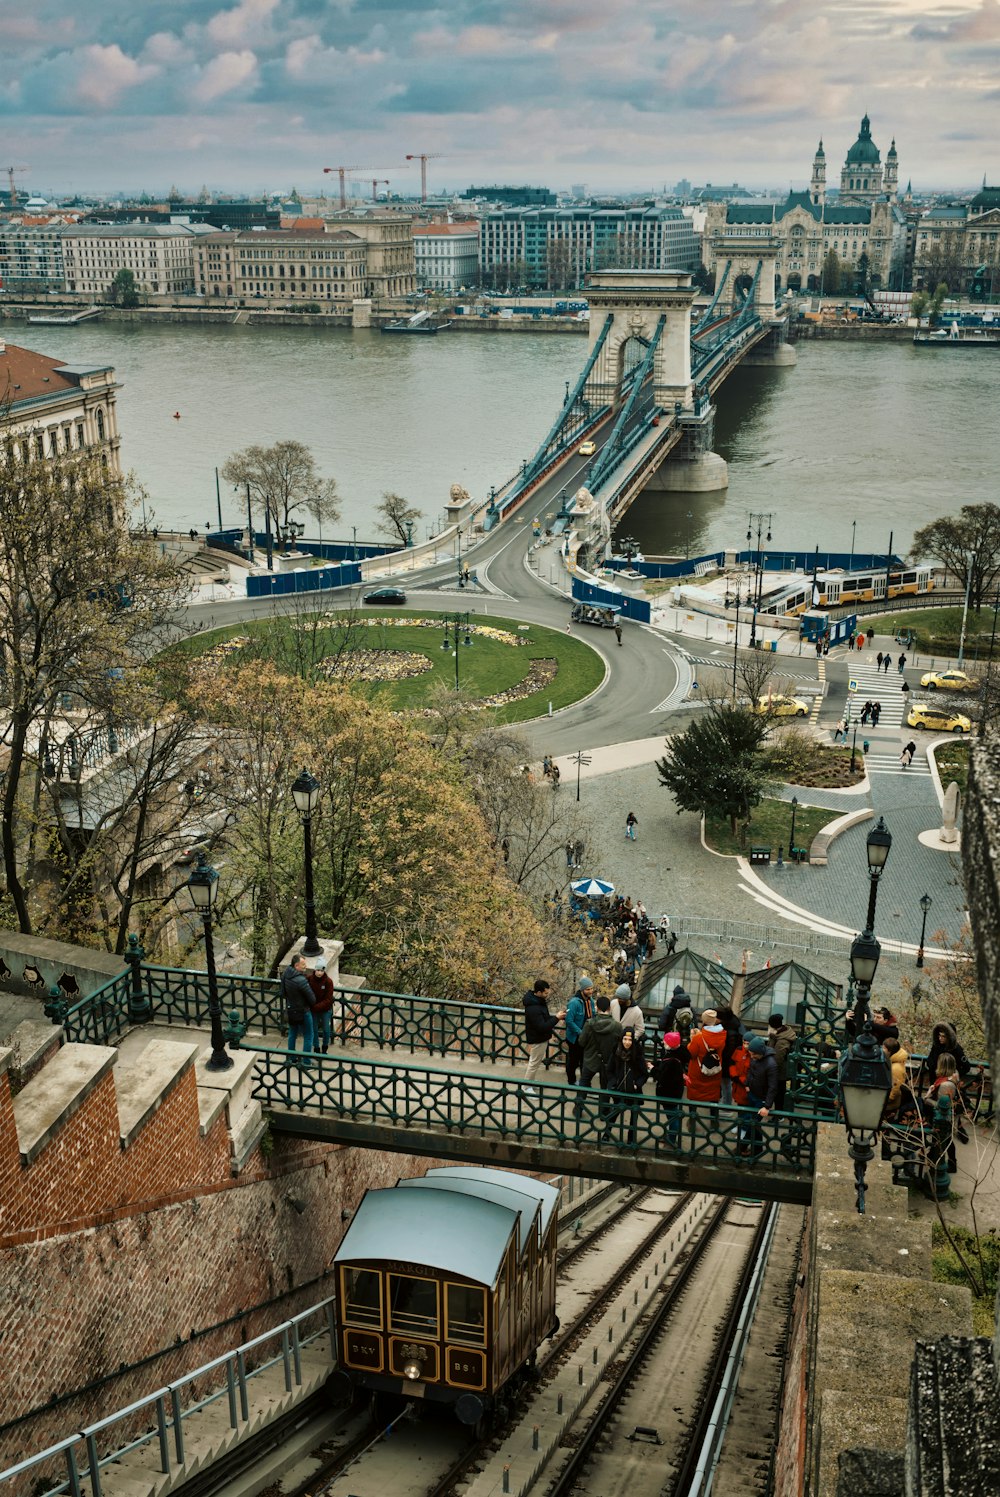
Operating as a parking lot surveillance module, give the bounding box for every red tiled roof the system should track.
[0,342,76,402]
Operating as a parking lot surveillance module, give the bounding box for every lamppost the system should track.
[839,926,892,1214]
[290,769,323,957]
[789,796,799,860]
[917,892,932,968]
[571,749,592,801]
[440,612,472,690]
[187,852,233,1072]
[746,511,773,637]
[864,815,892,931]
[725,590,744,699]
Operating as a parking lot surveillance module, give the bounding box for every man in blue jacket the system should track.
[739,1034,777,1157]
[564,975,595,1086]
[522,979,565,1090]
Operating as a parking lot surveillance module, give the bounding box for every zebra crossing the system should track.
[865,751,931,777]
[842,657,910,729]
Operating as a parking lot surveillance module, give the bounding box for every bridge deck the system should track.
[120,1021,817,1204]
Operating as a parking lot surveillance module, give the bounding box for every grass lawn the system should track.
[933,739,970,797]
[877,605,1000,660]
[165,611,605,724]
[704,797,831,857]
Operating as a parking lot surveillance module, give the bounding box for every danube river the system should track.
[8,317,1000,558]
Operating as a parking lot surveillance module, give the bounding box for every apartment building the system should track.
[478,206,699,289]
[412,222,479,291]
[62,224,206,297]
[0,226,67,293]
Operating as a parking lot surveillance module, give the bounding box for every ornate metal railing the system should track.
[247,1046,820,1177]
[0,1298,335,1497]
[141,964,285,1036]
[53,971,133,1046]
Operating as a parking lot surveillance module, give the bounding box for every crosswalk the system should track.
[840,658,910,729]
[865,751,931,777]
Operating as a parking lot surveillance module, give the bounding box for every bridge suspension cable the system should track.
[693,260,731,335]
[522,313,615,484]
[586,314,666,494]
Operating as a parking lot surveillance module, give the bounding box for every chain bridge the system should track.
[55,961,834,1205]
[484,250,794,535]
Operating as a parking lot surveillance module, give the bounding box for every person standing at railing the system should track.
[309,958,335,1054]
[522,979,565,1093]
[282,954,315,1064]
[565,975,595,1085]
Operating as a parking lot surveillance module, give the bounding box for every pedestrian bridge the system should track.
[57,965,824,1204]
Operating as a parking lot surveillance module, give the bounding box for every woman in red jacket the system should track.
[685,1009,728,1103]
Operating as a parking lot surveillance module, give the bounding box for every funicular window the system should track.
[853,577,872,593]
[903,571,917,585]
[826,581,841,603]
[445,1283,487,1346]
[388,1274,439,1335]
[873,574,887,598]
[340,1267,382,1329]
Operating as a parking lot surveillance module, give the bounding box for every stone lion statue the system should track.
[450,483,471,505]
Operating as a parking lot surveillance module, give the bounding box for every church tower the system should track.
[841,113,883,204]
[885,138,899,202]
[810,140,826,208]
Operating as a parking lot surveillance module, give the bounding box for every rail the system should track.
[0,1299,335,1497]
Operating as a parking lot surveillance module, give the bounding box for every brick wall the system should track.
[0,1137,438,1473]
[0,1061,231,1239]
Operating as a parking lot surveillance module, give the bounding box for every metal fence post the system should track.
[236,1350,250,1422]
[85,1435,102,1497]
[226,1360,239,1427]
[291,1322,302,1386]
[170,1388,185,1466]
[281,1329,293,1393]
[156,1397,171,1473]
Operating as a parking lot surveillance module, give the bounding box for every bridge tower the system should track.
[582,270,698,412]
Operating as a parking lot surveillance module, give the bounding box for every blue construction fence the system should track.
[571,578,651,623]
[603,549,902,581]
[208,530,395,564]
[246,561,363,598]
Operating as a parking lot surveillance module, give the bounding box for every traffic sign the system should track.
[848,679,859,693]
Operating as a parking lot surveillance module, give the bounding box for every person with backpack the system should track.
[685,1009,728,1105]
[602,1027,649,1145]
[576,995,623,1122]
[658,983,693,1034]
[564,975,595,1086]
[654,1030,688,1148]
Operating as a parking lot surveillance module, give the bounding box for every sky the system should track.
[1,0,997,200]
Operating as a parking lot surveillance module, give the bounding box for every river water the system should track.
[7,318,999,558]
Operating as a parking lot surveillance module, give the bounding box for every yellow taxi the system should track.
[919,668,980,692]
[578,440,596,456]
[751,694,810,718]
[907,702,972,734]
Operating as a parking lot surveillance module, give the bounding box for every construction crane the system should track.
[405,153,444,203]
[371,179,390,202]
[323,164,409,210]
[5,165,28,209]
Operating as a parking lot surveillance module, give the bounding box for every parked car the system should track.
[578,440,596,456]
[751,694,810,718]
[363,586,407,605]
[907,702,972,734]
[919,668,980,692]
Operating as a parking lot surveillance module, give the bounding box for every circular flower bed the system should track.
[320,649,433,683]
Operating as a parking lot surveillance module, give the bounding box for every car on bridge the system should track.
[907,702,972,734]
[578,440,596,456]
[363,586,407,605]
[919,668,980,692]
[751,694,809,718]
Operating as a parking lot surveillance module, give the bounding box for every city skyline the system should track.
[1,0,998,198]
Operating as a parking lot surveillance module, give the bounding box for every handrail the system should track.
[0,1297,336,1497]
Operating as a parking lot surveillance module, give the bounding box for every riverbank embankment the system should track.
[0,302,587,334]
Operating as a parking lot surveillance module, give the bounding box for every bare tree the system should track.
[221,440,340,541]
[376,491,422,547]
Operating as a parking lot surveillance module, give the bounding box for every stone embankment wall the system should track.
[0,1036,436,1474]
[790,322,913,342]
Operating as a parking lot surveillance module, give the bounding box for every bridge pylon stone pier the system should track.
[583,269,698,411]
[644,401,729,493]
[741,321,798,367]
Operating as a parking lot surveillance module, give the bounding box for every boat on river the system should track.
[913,321,1000,347]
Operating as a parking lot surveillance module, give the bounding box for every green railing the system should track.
[57,970,133,1045]
[142,964,285,1036]
[247,1046,820,1177]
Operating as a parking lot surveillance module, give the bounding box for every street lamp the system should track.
[917,892,932,968]
[789,796,798,860]
[725,591,744,699]
[839,926,891,1213]
[440,612,472,690]
[187,852,233,1072]
[290,769,323,958]
[747,511,773,644]
[864,815,892,931]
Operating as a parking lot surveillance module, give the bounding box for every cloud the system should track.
[191,49,258,102]
[206,0,280,48]
[74,45,159,109]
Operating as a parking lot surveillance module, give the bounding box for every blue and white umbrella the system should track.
[571,877,615,899]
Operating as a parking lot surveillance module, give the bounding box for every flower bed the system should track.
[320,649,433,683]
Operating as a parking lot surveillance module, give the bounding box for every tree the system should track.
[855,251,871,295]
[376,491,422,547]
[910,290,930,322]
[221,441,340,542]
[911,504,1000,614]
[108,270,139,308]
[0,438,184,934]
[656,701,773,833]
[822,249,841,294]
[919,233,966,296]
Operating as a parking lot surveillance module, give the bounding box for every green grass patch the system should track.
[164,610,605,724]
[931,1221,1000,1336]
[933,740,970,797]
[876,606,1000,659]
[704,796,831,857]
